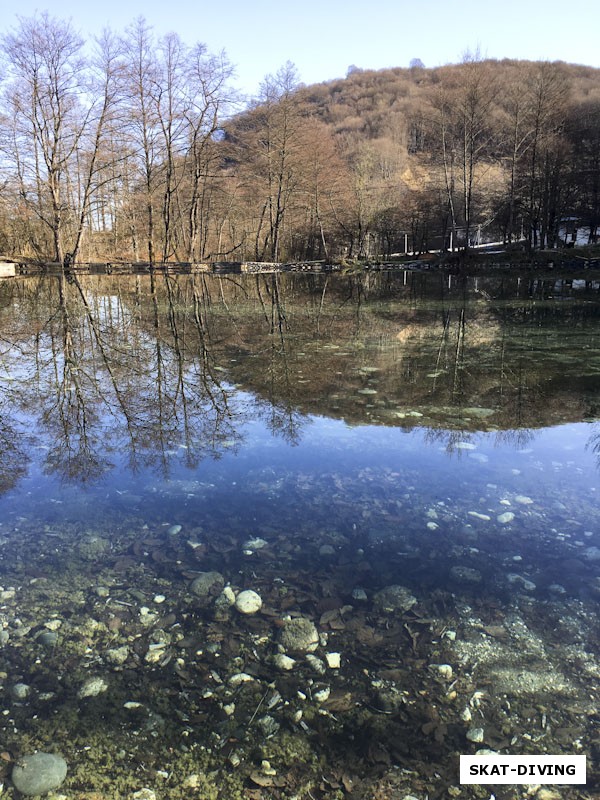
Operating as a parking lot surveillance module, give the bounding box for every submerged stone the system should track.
[78,676,109,699]
[450,566,482,584]
[189,571,224,602]
[272,653,296,671]
[235,589,262,614]
[278,617,319,653]
[514,495,534,505]
[583,546,600,561]
[77,535,110,560]
[466,727,485,743]
[497,511,515,524]
[373,584,417,614]
[11,752,68,796]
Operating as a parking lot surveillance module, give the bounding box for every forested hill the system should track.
[220,57,600,262]
[1,15,599,266]
[296,59,600,144]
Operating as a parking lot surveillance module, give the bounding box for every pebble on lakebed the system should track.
[234,589,262,614]
[11,752,68,796]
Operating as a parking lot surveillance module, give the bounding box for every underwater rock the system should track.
[78,676,108,699]
[272,653,296,671]
[106,645,129,666]
[11,682,31,700]
[214,586,236,620]
[318,544,336,557]
[497,512,515,524]
[11,752,68,796]
[373,584,417,614]
[583,546,600,561]
[450,566,482,584]
[235,589,262,614]
[278,617,319,653]
[131,790,157,800]
[228,672,255,687]
[257,714,280,737]
[325,652,341,669]
[305,654,326,675]
[77,535,110,560]
[189,571,224,602]
[242,537,268,551]
[466,727,485,743]
[514,495,534,505]
[431,664,453,679]
[468,511,490,521]
[313,686,330,704]
[37,630,59,647]
[507,573,536,591]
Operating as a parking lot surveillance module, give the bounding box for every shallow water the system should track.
[0,271,598,799]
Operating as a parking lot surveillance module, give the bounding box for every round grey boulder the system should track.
[278,617,319,653]
[12,752,68,796]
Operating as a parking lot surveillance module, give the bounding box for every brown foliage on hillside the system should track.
[1,14,599,264]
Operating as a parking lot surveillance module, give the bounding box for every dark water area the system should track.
[0,271,598,799]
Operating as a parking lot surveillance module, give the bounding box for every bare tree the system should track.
[429,55,497,250]
[184,46,234,261]
[520,62,569,249]
[1,13,86,261]
[240,62,306,261]
[70,29,124,262]
[121,17,161,263]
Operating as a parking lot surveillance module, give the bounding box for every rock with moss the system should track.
[278,617,319,653]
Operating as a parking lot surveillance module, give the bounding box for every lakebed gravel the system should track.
[0,495,598,800]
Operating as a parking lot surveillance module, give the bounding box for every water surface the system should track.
[0,271,598,798]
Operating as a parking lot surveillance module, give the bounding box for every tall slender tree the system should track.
[1,13,87,261]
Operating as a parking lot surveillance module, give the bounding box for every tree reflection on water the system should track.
[0,269,599,491]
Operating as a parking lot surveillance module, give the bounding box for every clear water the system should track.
[0,271,598,798]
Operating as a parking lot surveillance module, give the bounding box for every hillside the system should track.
[1,15,599,267]
[221,58,600,261]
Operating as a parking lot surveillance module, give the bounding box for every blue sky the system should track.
[6,0,600,99]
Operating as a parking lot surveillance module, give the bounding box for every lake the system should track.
[0,270,598,799]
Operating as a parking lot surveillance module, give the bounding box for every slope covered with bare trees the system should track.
[1,13,599,264]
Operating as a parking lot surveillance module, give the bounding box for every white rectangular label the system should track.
[460,755,586,784]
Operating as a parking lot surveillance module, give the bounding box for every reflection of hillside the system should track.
[144,271,597,433]
[0,271,599,493]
